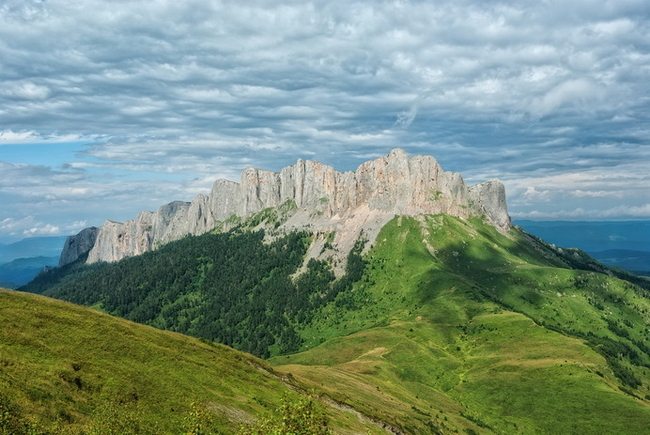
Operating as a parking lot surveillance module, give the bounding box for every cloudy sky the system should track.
[1,0,649,242]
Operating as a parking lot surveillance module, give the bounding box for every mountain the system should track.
[0,255,59,288]
[0,236,68,288]
[514,220,650,252]
[590,249,650,276]
[515,220,650,275]
[0,288,386,435]
[0,236,68,264]
[19,149,650,433]
[60,148,510,267]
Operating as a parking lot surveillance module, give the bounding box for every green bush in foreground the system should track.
[238,396,331,435]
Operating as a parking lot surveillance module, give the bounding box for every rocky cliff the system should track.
[58,227,99,267]
[60,149,511,266]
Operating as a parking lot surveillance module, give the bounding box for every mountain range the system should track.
[58,148,509,268]
[0,236,68,264]
[0,236,67,288]
[7,149,650,434]
[514,220,650,276]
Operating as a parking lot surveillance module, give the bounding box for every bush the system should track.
[238,396,331,435]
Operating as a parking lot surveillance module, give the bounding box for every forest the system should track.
[23,227,365,358]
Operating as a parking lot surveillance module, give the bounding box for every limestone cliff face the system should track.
[62,149,511,265]
[468,179,511,230]
[59,227,99,266]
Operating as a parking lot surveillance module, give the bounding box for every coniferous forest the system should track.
[24,227,365,358]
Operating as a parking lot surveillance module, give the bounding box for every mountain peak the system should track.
[61,150,511,266]
[386,147,408,160]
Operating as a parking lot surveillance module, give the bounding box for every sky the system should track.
[1,0,650,243]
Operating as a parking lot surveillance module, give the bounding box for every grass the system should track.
[275,314,650,434]
[271,215,650,434]
[0,289,384,434]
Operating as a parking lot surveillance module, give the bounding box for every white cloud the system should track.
[1,0,649,236]
[0,216,56,238]
[570,189,623,198]
[0,215,87,240]
[0,217,29,235]
[523,186,551,202]
[529,79,605,119]
[0,130,40,143]
[5,81,51,100]
[23,223,60,237]
[0,129,94,145]
[512,203,650,220]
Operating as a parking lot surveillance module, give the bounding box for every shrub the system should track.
[238,396,331,435]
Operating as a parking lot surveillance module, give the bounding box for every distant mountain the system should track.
[514,220,650,252]
[0,255,59,288]
[0,236,68,264]
[0,236,68,287]
[590,249,650,276]
[514,220,650,275]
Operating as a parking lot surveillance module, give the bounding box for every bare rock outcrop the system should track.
[468,179,511,230]
[62,149,511,265]
[59,227,99,266]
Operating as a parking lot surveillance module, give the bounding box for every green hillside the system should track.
[18,213,650,434]
[0,289,383,435]
[272,215,650,434]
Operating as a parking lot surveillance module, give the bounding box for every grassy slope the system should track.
[0,289,383,435]
[272,215,650,434]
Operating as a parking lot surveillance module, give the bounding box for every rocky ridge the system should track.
[60,149,511,266]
